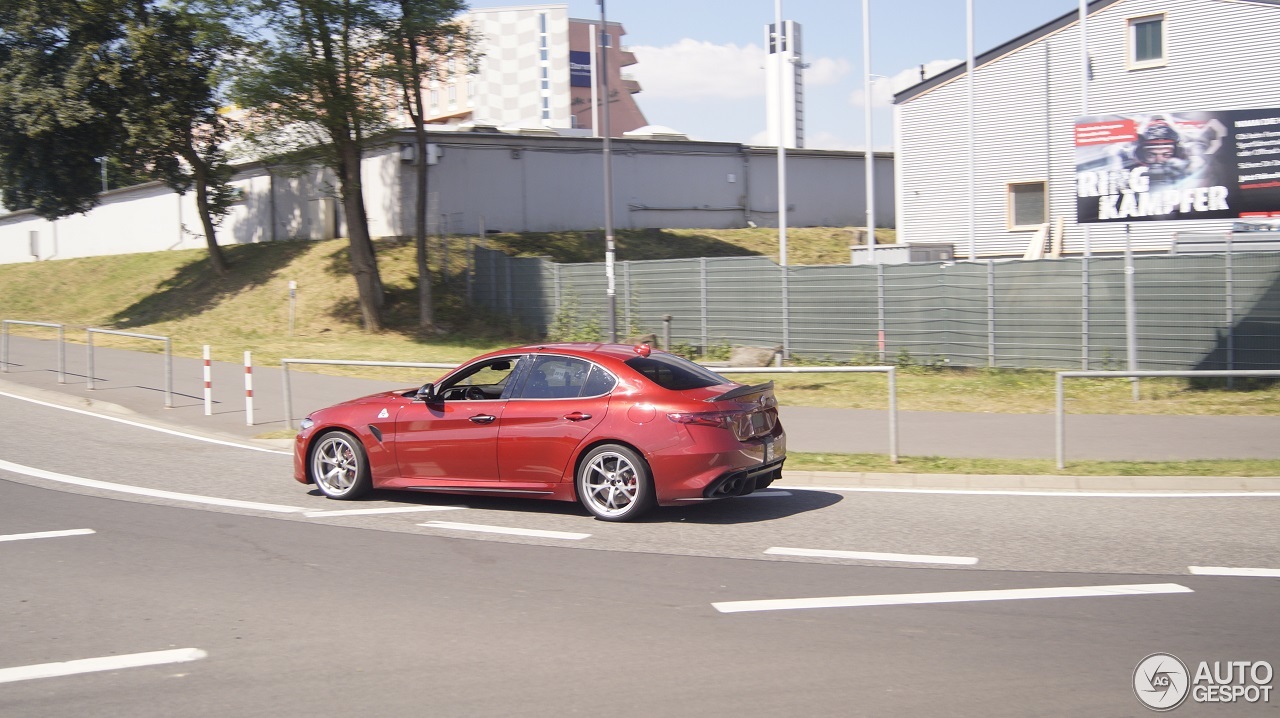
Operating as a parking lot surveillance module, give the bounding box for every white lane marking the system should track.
[712,582,1193,614]
[305,506,467,518]
[419,521,590,540]
[0,528,96,543]
[1189,566,1280,578]
[742,490,793,498]
[0,390,291,455]
[777,485,1280,498]
[0,458,304,514]
[0,648,208,684]
[765,546,978,565]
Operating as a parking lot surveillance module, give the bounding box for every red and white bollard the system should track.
[244,350,254,426]
[203,345,213,416]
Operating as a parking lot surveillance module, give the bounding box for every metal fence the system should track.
[467,245,1280,371]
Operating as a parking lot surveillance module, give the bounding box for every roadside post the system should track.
[245,351,254,426]
[203,345,212,416]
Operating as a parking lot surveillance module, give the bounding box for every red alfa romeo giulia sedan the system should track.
[293,343,786,521]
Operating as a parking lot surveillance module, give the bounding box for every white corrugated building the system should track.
[893,0,1280,259]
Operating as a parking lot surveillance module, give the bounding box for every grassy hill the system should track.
[0,227,878,372]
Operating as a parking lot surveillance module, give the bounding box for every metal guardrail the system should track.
[281,359,458,430]
[86,328,173,408]
[281,358,900,463]
[1,320,66,383]
[717,366,899,463]
[1055,370,1280,469]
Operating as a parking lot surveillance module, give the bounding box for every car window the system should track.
[517,356,614,399]
[625,354,727,391]
[581,365,617,397]
[438,356,521,400]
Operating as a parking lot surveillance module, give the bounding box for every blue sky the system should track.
[465,0,1085,149]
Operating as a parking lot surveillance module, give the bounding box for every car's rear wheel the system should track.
[576,445,654,521]
[311,431,371,500]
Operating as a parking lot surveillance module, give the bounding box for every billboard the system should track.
[569,51,593,88]
[1075,109,1280,224]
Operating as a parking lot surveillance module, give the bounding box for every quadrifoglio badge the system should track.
[1134,653,1274,711]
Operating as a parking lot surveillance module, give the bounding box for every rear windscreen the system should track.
[625,354,728,391]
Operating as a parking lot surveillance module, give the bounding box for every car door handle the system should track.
[469,414,496,424]
[564,412,592,421]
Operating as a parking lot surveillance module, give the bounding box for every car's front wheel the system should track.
[576,444,654,521]
[310,431,371,500]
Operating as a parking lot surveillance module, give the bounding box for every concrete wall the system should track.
[0,130,894,265]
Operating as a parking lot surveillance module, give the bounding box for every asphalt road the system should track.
[2,391,1279,716]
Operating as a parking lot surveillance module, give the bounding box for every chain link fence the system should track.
[465,244,1280,371]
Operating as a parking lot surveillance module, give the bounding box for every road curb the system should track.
[780,470,1280,492]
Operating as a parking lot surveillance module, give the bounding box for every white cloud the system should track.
[631,40,765,100]
[806,57,852,86]
[631,40,850,100]
[849,59,962,108]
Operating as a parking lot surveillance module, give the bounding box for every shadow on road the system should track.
[307,487,842,525]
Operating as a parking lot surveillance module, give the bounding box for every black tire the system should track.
[310,430,372,500]
[576,444,655,522]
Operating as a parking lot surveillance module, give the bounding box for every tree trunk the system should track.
[182,147,229,277]
[336,138,384,331]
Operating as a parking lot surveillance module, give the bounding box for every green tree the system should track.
[0,0,126,218]
[373,0,475,331]
[115,2,239,275]
[230,0,397,331]
[0,1,239,276]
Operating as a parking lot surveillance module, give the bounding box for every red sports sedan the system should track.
[293,343,786,521]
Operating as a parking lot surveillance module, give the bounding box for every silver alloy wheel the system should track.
[581,450,640,518]
[312,433,362,497]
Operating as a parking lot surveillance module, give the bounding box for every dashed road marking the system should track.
[0,648,208,684]
[712,582,1194,614]
[0,528,96,543]
[765,546,978,565]
[1188,566,1280,578]
[419,521,591,540]
[743,490,793,498]
[0,458,304,514]
[305,506,467,518]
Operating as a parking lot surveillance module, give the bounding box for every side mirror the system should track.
[414,383,437,402]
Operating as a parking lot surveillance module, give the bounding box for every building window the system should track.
[600,32,612,48]
[1007,181,1047,230]
[448,85,456,103]
[540,49,548,62]
[539,12,547,33]
[1127,14,1166,69]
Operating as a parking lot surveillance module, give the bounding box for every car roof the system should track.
[471,342,663,367]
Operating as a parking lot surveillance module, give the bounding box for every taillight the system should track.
[668,410,765,440]
[667,410,735,429]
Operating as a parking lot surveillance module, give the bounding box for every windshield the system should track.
[625,353,728,391]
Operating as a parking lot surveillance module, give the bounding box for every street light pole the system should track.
[774,0,788,267]
[598,0,618,341]
[862,0,876,261]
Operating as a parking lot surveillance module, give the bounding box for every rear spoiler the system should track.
[708,381,774,402]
